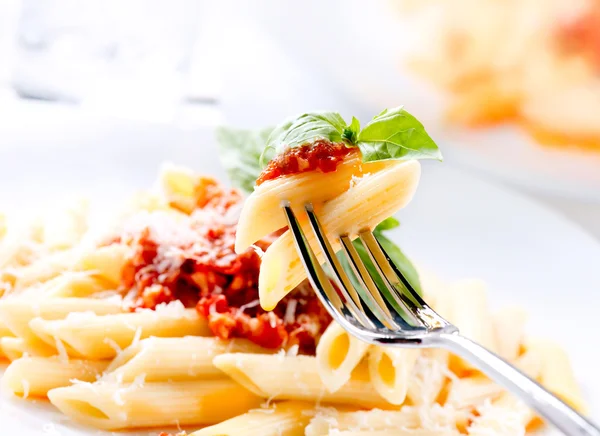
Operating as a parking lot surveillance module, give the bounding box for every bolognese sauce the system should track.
[115,177,330,354]
[256,140,356,186]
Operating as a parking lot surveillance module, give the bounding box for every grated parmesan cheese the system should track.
[283,299,297,324]
[103,337,123,356]
[153,300,187,318]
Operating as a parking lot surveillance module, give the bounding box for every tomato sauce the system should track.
[256,140,356,185]
[115,177,331,354]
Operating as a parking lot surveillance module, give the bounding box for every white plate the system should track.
[0,112,599,435]
[241,0,600,202]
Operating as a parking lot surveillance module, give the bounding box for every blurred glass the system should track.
[12,0,201,120]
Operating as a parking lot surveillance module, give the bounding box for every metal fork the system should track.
[282,202,600,436]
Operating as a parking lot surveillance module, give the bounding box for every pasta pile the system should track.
[0,165,586,435]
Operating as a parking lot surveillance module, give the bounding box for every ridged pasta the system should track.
[235,155,392,252]
[105,336,275,382]
[213,353,393,409]
[29,308,210,359]
[190,401,314,436]
[3,356,108,397]
[368,346,420,405]
[316,322,371,393]
[48,379,262,430]
[258,160,421,310]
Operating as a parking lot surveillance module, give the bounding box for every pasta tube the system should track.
[493,306,528,361]
[3,356,108,397]
[49,379,262,430]
[213,353,391,409]
[259,160,421,309]
[368,346,420,405]
[12,249,77,289]
[236,155,392,252]
[0,337,55,361]
[41,273,114,298]
[105,336,275,382]
[74,244,132,285]
[0,297,123,341]
[446,280,497,374]
[316,322,371,392]
[29,307,210,359]
[190,401,314,436]
[523,337,587,413]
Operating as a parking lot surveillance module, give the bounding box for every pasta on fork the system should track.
[0,107,589,435]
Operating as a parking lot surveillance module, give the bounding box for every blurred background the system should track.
[0,0,599,237]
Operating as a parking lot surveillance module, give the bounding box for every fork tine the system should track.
[359,230,449,330]
[281,203,371,329]
[304,204,377,330]
[359,231,426,327]
[338,234,405,330]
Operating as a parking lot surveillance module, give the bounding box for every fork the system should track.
[282,202,600,436]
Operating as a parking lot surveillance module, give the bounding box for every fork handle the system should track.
[433,333,600,436]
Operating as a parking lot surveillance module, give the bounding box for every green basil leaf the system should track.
[342,116,360,144]
[374,216,400,233]
[261,111,348,166]
[375,232,422,296]
[215,126,273,194]
[357,106,442,162]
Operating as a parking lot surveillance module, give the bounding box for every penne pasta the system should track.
[493,306,528,361]
[0,297,123,341]
[3,356,108,397]
[29,307,210,359]
[190,401,314,436]
[105,336,275,382]
[213,353,391,409]
[0,336,56,361]
[447,350,542,410]
[48,379,262,430]
[258,160,421,310]
[235,155,392,252]
[317,322,371,393]
[12,249,78,289]
[74,244,132,285]
[368,346,420,405]
[523,337,587,413]
[40,273,115,298]
[446,280,497,374]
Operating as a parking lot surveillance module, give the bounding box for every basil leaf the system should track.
[374,216,400,233]
[357,106,442,162]
[375,232,422,296]
[342,116,360,144]
[215,126,273,194]
[261,111,348,166]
